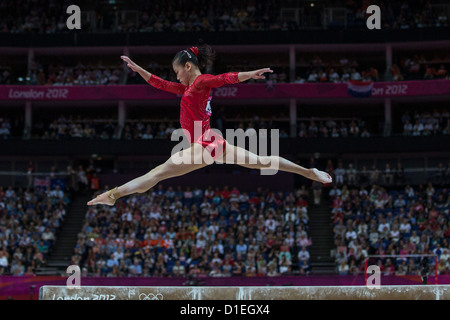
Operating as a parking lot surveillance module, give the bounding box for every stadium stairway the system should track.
[36,193,90,276]
[307,192,336,275]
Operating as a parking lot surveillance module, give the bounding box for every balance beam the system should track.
[39,285,450,300]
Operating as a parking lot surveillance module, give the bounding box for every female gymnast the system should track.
[88,44,332,206]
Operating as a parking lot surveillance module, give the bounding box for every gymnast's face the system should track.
[173,61,194,86]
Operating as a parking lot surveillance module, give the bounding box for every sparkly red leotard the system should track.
[147,72,240,159]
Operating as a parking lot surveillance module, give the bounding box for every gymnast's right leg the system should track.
[87,143,209,206]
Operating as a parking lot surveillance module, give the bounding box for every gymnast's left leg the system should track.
[214,140,332,183]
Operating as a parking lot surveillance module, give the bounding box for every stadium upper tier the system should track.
[0,0,449,35]
[1,27,450,47]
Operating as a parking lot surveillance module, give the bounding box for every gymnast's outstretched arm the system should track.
[121,55,185,95]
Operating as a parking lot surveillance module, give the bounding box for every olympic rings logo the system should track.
[139,293,164,300]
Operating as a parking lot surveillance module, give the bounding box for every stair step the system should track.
[307,197,334,266]
[36,270,62,276]
[35,267,58,271]
[47,194,88,264]
[310,260,335,264]
[309,270,337,275]
[48,257,71,261]
[310,264,336,268]
[52,241,78,244]
[47,261,71,265]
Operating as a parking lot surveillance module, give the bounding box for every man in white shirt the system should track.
[41,228,55,243]
[346,163,357,186]
[265,214,278,232]
[399,218,411,234]
[0,250,8,272]
[334,163,346,186]
[49,185,64,199]
[297,246,310,265]
[307,71,318,82]
[113,247,124,261]
[350,68,362,80]
[345,227,358,242]
[409,230,420,244]
[329,185,341,198]
[378,218,390,233]
[5,186,15,198]
[440,249,450,264]
[394,194,406,208]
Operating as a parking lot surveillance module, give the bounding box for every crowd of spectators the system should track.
[122,116,291,140]
[14,107,450,140]
[0,182,70,275]
[0,0,75,34]
[0,0,292,34]
[328,159,450,190]
[2,156,449,278]
[331,182,450,276]
[72,184,313,277]
[401,109,450,136]
[121,120,177,140]
[393,55,449,81]
[32,114,118,140]
[27,114,377,141]
[3,51,449,85]
[300,55,380,83]
[298,118,371,138]
[389,52,450,82]
[302,66,379,83]
[26,60,124,86]
[0,0,448,34]
[329,161,410,189]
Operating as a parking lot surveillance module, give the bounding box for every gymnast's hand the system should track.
[121,56,141,73]
[249,68,273,80]
[238,68,273,82]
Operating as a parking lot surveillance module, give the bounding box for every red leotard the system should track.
[147,72,240,159]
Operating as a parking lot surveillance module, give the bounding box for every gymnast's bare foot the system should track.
[308,168,333,184]
[87,187,119,206]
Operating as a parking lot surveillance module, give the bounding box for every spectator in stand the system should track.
[0,123,10,139]
[334,163,345,186]
[297,246,310,267]
[0,250,8,274]
[312,181,322,205]
[382,163,394,185]
[346,164,357,186]
[338,260,349,275]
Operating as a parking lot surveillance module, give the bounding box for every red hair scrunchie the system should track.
[190,46,199,56]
